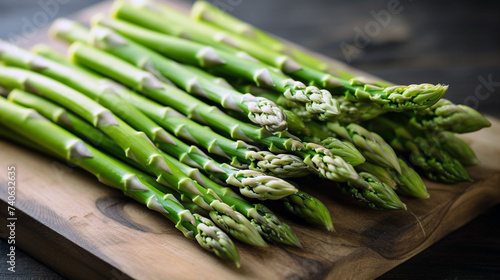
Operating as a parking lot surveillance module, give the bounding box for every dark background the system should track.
[1,0,499,279]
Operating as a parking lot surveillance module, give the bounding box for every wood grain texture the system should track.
[0,1,499,279]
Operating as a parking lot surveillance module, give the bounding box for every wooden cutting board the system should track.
[1,1,500,279]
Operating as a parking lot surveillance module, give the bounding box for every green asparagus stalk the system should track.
[189,1,329,71]
[338,172,406,210]
[283,190,334,231]
[282,109,311,136]
[20,85,319,243]
[0,66,266,246]
[113,0,447,113]
[333,96,387,124]
[0,123,226,248]
[116,0,335,89]
[397,99,491,134]
[83,26,337,178]
[7,88,312,244]
[369,115,471,183]
[406,137,471,183]
[438,131,479,166]
[40,41,304,177]
[2,106,302,247]
[0,98,240,266]
[8,89,126,162]
[112,1,304,75]
[393,158,429,198]
[327,122,401,173]
[0,118,201,219]
[86,15,340,121]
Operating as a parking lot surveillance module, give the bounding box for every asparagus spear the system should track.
[113,0,447,112]
[115,0,327,85]
[112,0,353,87]
[169,147,332,233]
[0,99,240,266]
[15,84,321,242]
[35,43,297,170]
[85,15,340,121]
[393,158,429,198]
[0,66,266,246]
[337,172,406,210]
[9,88,267,246]
[283,190,334,231]
[397,99,491,134]
[333,96,387,123]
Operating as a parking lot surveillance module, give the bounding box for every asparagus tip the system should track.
[234,169,298,200]
[251,151,311,178]
[251,204,302,247]
[194,214,241,267]
[245,95,288,132]
[210,202,268,247]
[283,191,334,231]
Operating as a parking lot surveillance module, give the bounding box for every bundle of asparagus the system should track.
[0,0,491,267]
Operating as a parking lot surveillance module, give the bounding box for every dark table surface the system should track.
[1,0,499,279]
